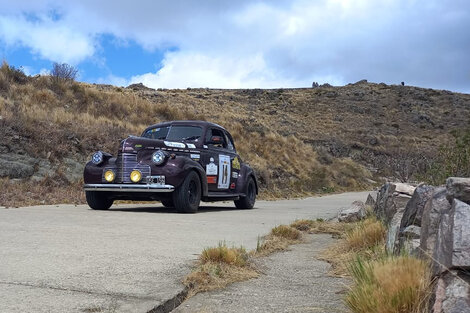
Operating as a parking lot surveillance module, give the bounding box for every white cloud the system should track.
[130,51,341,89]
[0,0,469,91]
[0,14,95,64]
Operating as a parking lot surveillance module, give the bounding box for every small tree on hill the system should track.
[51,62,78,84]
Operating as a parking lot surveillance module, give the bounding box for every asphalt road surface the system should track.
[0,191,370,313]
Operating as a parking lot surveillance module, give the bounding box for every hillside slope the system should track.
[1,64,469,206]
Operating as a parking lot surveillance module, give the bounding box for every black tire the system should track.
[86,191,113,210]
[234,177,256,209]
[173,171,201,213]
[161,198,174,208]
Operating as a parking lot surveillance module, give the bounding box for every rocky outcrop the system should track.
[338,200,366,222]
[0,153,83,183]
[375,177,470,312]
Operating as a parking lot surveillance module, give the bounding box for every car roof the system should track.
[144,120,227,132]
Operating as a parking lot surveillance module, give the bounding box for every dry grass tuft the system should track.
[200,242,248,267]
[346,256,431,313]
[270,225,302,240]
[346,217,386,251]
[184,242,257,295]
[183,262,258,295]
[290,218,355,237]
[318,216,386,276]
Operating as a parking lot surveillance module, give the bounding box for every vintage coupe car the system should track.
[83,120,258,213]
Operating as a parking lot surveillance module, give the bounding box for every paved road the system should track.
[0,191,370,313]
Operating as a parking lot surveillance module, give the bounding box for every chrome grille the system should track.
[113,153,151,183]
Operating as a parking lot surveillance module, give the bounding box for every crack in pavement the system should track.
[0,280,159,301]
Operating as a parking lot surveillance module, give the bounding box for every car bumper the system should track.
[83,184,175,193]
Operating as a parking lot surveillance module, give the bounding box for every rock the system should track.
[400,184,434,229]
[446,177,470,204]
[433,199,470,275]
[432,271,470,313]
[365,194,376,207]
[338,200,366,223]
[451,199,470,269]
[375,182,411,225]
[394,183,416,196]
[433,206,453,275]
[374,183,396,223]
[401,238,421,256]
[385,208,405,254]
[402,225,421,239]
[0,154,36,178]
[62,158,84,183]
[420,187,450,259]
[396,225,422,255]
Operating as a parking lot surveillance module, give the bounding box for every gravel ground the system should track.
[173,234,349,313]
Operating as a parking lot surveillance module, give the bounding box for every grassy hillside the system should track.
[1,63,469,207]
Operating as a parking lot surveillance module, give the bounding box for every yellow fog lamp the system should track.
[130,170,142,183]
[104,170,115,182]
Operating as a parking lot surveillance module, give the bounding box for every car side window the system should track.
[205,128,227,149]
[224,132,235,151]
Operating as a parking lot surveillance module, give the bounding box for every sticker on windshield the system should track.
[206,157,218,175]
[218,155,231,189]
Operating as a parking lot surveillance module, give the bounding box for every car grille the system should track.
[105,153,151,183]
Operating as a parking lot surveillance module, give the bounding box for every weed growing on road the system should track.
[270,225,301,240]
[184,242,258,295]
[184,224,302,295]
[290,218,355,237]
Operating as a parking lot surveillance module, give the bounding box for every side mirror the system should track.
[207,136,223,145]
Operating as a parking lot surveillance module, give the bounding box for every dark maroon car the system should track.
[83,120,258,213]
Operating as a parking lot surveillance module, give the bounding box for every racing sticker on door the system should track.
[218,154,231,189]
[206,157,218,175]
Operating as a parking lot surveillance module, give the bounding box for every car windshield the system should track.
[142,125,203,142]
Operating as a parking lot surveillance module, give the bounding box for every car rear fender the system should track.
[236,164,258,195]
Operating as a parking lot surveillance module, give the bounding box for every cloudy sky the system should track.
[0,0,468,92]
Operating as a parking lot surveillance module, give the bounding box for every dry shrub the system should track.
[184,262,258,294]
[290,219,354,237]
[290,219,315,231]
[200,242,248,267]
[0,178,85,208]
[347,256,431,313]
[270,225,301,240]
[320,216,386,276]
[184,242,257,294]
[346,217,386,251]
[255,235,290,256]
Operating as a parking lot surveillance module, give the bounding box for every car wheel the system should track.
[173,171,201,213]
[161,198,174,208]
[234,177,256,209]
[86,191,113,210]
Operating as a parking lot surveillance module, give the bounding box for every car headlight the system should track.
[130,170,142,183]
[152,150,166,165]
[104,170,115,182]
[92,151,104,165]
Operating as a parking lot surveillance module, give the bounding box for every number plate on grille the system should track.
[148,176,165,185]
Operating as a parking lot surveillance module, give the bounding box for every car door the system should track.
[201,127,238,193]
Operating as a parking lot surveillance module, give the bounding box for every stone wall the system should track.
[373,177,470,313]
